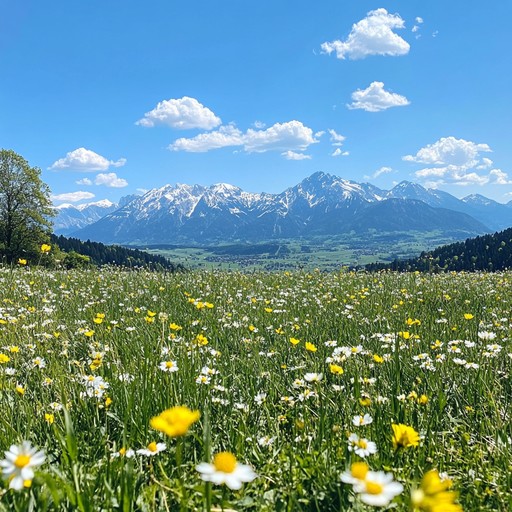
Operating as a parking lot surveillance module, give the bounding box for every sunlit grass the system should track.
[0,266,511,510]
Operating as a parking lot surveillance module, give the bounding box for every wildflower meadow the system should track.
[0,265,511,511]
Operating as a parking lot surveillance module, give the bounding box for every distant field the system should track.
[136,230,469,271]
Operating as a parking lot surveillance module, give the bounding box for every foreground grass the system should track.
[0,266,511,510]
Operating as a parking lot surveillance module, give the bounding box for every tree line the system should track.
[51,234,184,271]
[366,228,512,273]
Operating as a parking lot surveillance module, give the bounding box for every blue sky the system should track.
[2,1,512,205]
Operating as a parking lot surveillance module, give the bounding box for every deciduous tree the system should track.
[0,149,54,261]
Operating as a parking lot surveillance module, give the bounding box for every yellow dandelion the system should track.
[150,405,200,437]
[392,423,420,449]
[329,363,344,375]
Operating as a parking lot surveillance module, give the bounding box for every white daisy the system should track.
[353,470,404,507]
[352,414,373,427]
[158,360,179,373]
[196,452,257,490]
[347,433,378,458]
[136,442,166,456]
[0,441,45,490]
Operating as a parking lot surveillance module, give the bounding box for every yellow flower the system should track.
[373,354,384,364]
[18,258,27,265]
[289,337,300,346]
[150,405,200,437]
[463,313,474,320]
[305,342,317,352]
[40,244,51,253]
[411,470,462,511]
[169,323,182,331]
[329,363,344,375]
[418,394,429,405]
[392,423,420,449]
[44,413,55,425]
[195,333,208,346]
[0,353,10,364]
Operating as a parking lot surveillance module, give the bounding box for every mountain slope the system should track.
[54,200,118,235]
[71,172,491,245]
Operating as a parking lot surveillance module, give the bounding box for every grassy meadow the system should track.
[0,265,511,510]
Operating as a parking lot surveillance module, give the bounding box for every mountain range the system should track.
[54,172,512,245]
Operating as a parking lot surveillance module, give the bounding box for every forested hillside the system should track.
[51,234,184,271]
[366,227,512,272]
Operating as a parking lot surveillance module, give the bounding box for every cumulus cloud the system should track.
[489,169,512,185]
[76,178,92,186]
[169,120,319,156]
[51,191,96,203]
[244,121,318,153]
[404,136,503,186]
[328,129,346,146]
[332,148,349,157]
[412,17,424,34]
[404,137,491,166]
[94,173,129,188]
[49,148,126,172]
[282,151,311,160]
[321,8,410,60]
[476,157,493,169]
[170,125,244,152]
[136,96,221,130]
[347,82,410,112]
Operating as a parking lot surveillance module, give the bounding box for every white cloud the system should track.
[170,125,244,152]
[76,178,92,186]
[328,129,346,146]
[282,151,311,160]
[321,8,410,60]
[244,121,318,153]
[169,120,319,154]
[332,148,349,157]
[94,172,129,188]
[415,17,424,24]
[49,148,126,172]
[51,191,96,203]
[253,120,266,129]
[404,137,491,166]
[489,169,512,185]
[374,166,393,178]
[136,96,221,130]
[476,157,493,169]
[405,137,497,187]
[347,82,410,112]
[412,26,420,33]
